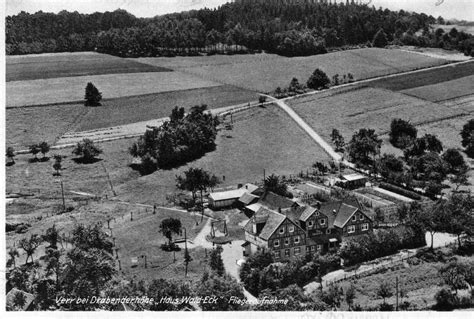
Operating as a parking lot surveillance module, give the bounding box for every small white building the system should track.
[208,183,259,209]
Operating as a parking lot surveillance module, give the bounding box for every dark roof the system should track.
[319,201,342,228]
[243,207,287,240]
[283,206,305,223]
[6,288,35,311]
[238,192,260,205]
[334,203,359,228]
[258,191,298,211]
[299,206,318,222]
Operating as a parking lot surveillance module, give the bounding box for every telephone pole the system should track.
[60,180,66,212]
[396,276,399,311]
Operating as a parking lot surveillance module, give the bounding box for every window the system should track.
[294,247,301,255]
[317,244,323,251]
[294,236,300,244]
[289,225,295,233]
[285,238,290,246]
[315,212,319,216]
[308,220,314,228]
[274,239,280,247]
[320,218,326,226]
[274,251,280,259]
[306,246,310,252]
[279,227,285,234]
[311,246,316,252]
[352,215,357,222]
[359,214,364,221]
[326,229,331,234]
[348,225,356,233]
[361,223,369,231]
[285,249,290,257]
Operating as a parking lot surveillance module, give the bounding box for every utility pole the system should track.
[183,227,189,277]
[396,276,399,311]
[60,180,66,212]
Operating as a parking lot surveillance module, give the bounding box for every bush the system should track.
[434,288,457,310]
[160,242,180,251]
[379,303,394,311]
[84,82,102,106]
[378,182,422,200]
[307,68,330,90]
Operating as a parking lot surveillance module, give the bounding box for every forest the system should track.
[6,2,474,57]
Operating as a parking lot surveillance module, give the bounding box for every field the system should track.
[369,60,474,91]
[75,85,257,131]
[288,86,466,143]
[6,105,330,204]
[401,75,474,103]
[137,48,450,92]
[6,71,222,107]
[6,52,170,82]
[6,104,87,149]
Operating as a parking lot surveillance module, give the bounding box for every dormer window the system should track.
[279,227,285,234]
[320,218,326,226]
[352,215,357,222]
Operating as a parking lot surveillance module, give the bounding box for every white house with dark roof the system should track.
[208,183,260,209]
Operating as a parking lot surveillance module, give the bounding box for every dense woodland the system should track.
[6,2,474,57]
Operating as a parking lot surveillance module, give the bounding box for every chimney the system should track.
[245,185,248,189]
[238,183,243,189]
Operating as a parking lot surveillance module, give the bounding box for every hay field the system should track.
[401,75,474,102]
[288,86,466,143]
[369,60,474,91]
[6,104,87,149]
[7,51,169,82]
[139,48,449,92]
[6,71,222,107]
[75,85,257,131]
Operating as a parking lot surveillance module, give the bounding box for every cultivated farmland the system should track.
[138,48,450,92]
[6,71,222,107]
[6,51,170,81]
[401,75,474,103]
[75,85,257,131]
[288,86,466,144]
[6,104,87,149]
[369,60,474,91]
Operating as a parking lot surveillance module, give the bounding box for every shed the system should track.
[341,174,368,189]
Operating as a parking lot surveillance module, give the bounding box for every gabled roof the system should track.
[333,203,359,228]
[245,203,263,213]
[238,192,260,205]
[243,207,288,241]
[299,206,318,222]
[258,191,298,211]
[209,183,259,202]
[343,174,367,181]
[319,201,342,228]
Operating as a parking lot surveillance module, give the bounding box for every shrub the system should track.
[378,182,422,200]
[434,288,457,310]
[307,68,330,90]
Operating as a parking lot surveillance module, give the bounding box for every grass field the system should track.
[288,86,466,144]
[6,71,222,107]
[7,52,170,82]
[137,48,449,92]
[401,75,474,102]
[369,60,474,91]
[6,104,87,149]
[75,85,257,131]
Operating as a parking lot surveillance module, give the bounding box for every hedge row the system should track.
[379,182,422,200]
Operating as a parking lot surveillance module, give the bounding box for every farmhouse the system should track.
[208,183,260,209]
[242,206,307,260]
[278,198,373,253]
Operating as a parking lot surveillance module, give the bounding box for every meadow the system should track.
[432,24,474,36]
[288,86,465,144]
[6,104,87,150]
[6,71,222,107]
[146,48,449,92]
[75,85,257,131]
[6,52,169,82]
[369,60,474,91]
[401,75,474,102]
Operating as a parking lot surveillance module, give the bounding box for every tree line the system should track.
[8,2,473,57]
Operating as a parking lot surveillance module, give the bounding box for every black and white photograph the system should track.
[3,0,474,314]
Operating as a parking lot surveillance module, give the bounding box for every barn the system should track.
[208,183,259,210]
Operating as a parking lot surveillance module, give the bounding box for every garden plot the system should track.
[401,75,474,103]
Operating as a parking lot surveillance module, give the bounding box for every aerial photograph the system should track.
[3,0,474,313]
